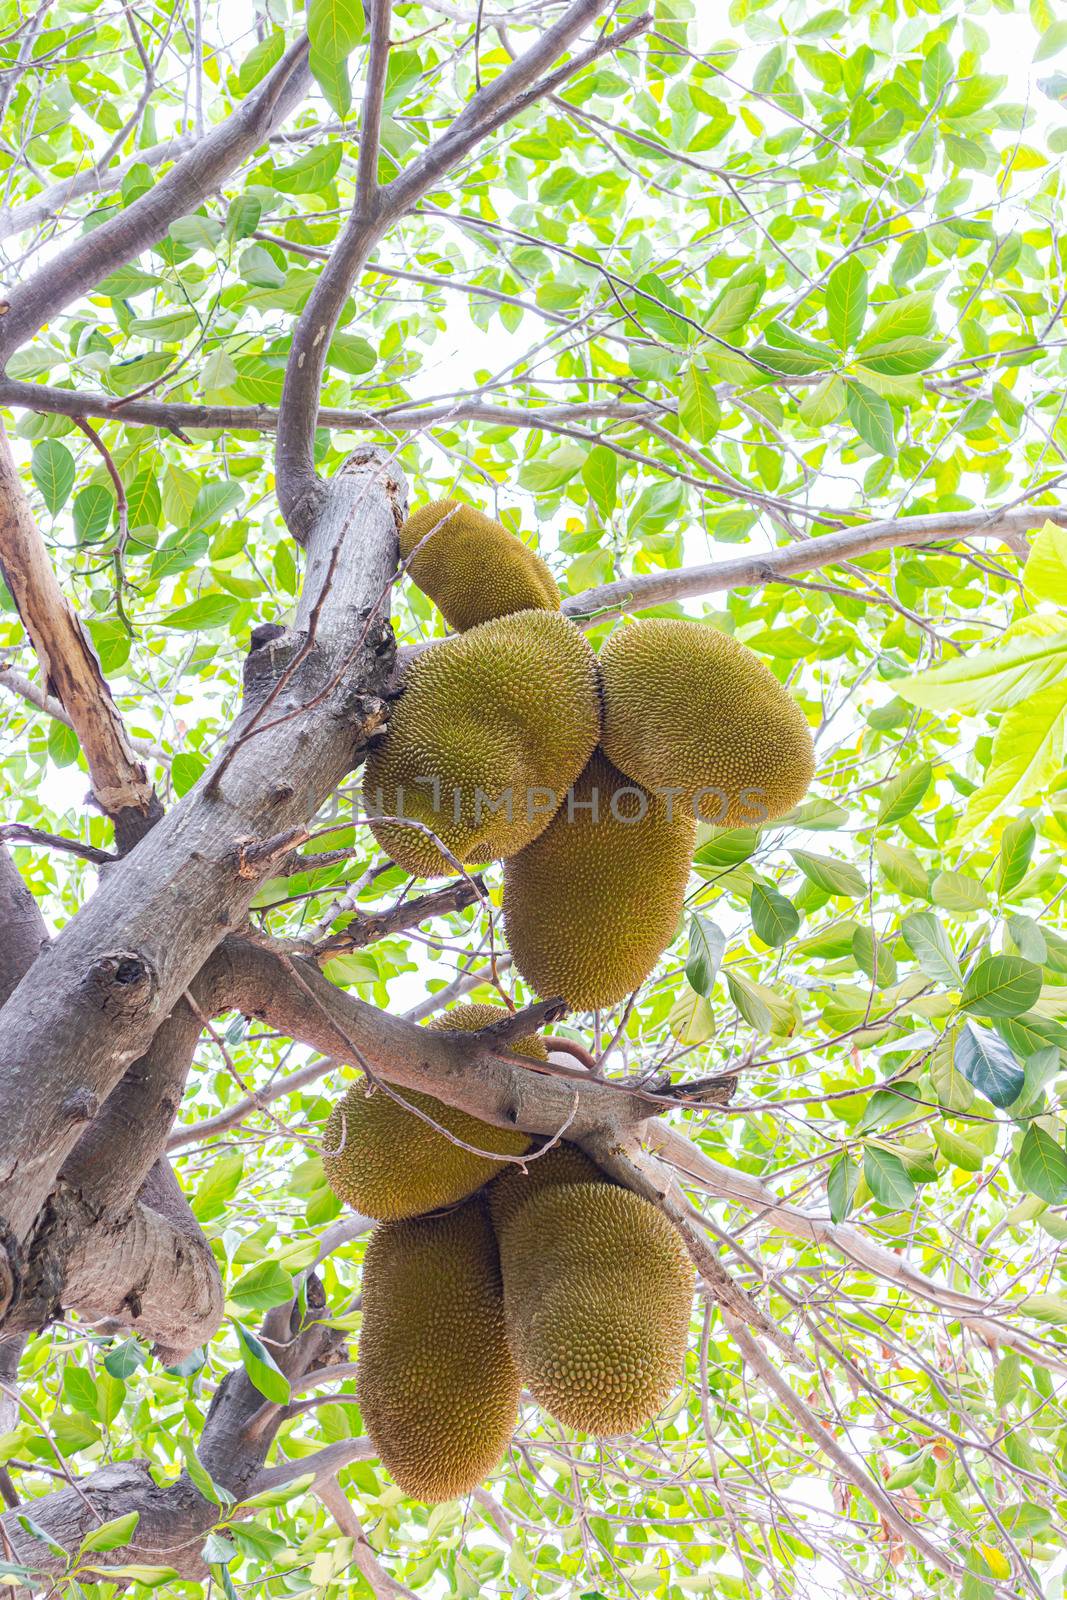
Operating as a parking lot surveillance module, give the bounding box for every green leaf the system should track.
[582,445,617,517]
[827,1153,858,1222]
[1035,20,1067,61]
[631,271,692,346]
[922,42,952,103]
[791,849,867,898]
[896,631,1067,716]
[308,0,365,65]
[960,955,1042,1018]
[126,467,161,531]
[999,816,1037,895]
[686,915,726,996]
[993,1349,1021,1406]
[901,912,960,984]
[103,1339,148,1380]
[226,194,262,242]
[877,761,932,826]
[73,484,114,545]
[1023,520,1067,605]
[876,840,929,898]
[856,336,943,375]
[931,870,986,915]
[31,439,75,514]
[1018,1122,1067,1203]
[678,364,720,442]
[190,481,244,531]
[750,882,799,947]
[859,294,935,347]
[79,1511,140,1555]
[1018,1293,1067,1324]
[229,1261,294,1313]
[327,333,376,376]
[273,144,342,196]
[238,30,283,93]
[825,255,868,350]
[844,380,895,457]
[962,683,1067,838]
[955,1020,1025,1108]
[163,595,239,631]
[181,1439,234,1507]
[169,214,223,251]
[693,828,760,868]
[310,48,353,118]
[851,925,897,987]
[234,1321,291,1404]
[863,1146,916,1209]
[16,1514,68,1559]
[48,719,79,768]
[239,244,285,289]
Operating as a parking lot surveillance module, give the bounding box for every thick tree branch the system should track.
[215,935,646,1142]
[561,506,1057,621]
[0,37,311,365]
[0,424,159,847]
[0,445,402,1275]
[0,843,48,1007]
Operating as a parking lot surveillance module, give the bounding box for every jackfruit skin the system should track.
[494,1182,693,1435]
[487,1140,603,1236]
[322,1004,540,1220]
[502,749,695,1009]
[358,1197,520,1502]
[363,610,601,876]
[598,618,815,826]
[400,500,561,632]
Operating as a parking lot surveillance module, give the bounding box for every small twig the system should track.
[0,822,113,865]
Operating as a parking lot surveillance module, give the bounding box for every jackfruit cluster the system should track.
[354,1138,694,1503]
[322,1003,543,1220]
[373,502,814,1006]
[362,608,600,877]
[400,500,561,632]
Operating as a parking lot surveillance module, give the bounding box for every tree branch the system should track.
[561,506,1056,622]
[0,843,48,1007]
[274,0,621,531]
[0,134,197,244]
[0,377,657,436]
[0,445,402,1275]
[0,423,160,847]
[0,37,311,365]
[0,660,167,763]
[354,0,392,209]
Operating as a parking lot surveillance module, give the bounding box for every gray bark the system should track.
[0,446,404,1290]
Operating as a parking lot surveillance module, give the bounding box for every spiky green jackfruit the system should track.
[363,610,600,876]
[598,618,814,827]
[322,1004,543,1220]
[487,1140,602,1236]
[358,1197,520,1501]
[494,1181,693,1436]
[400,500,561,631]
[502,749,695,1009]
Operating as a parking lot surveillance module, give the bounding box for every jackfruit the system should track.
[358,1196,520,1501]
[400,500,561,631]
[494,1181,693,1435]
[363,609,600,876]
[487,1139,603,1236]
[598,618,814,826]
[502,749,695,1009]
[322,1004,543,1220]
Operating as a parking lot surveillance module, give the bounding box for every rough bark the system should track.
[0,445,403,1284]
[0,844,48,1007]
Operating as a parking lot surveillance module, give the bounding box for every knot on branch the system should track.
[83,950,156,1019]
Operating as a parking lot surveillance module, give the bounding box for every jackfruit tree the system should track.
[3,0,1067,1593]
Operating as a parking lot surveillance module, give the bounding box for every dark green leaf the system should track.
[955,1020,1026,1108]
[1018,1123,1067,1203]
[686,915,726,996]
[863,1146,916,1209]
[960,955,1041,1019]
[750,882,799,947]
